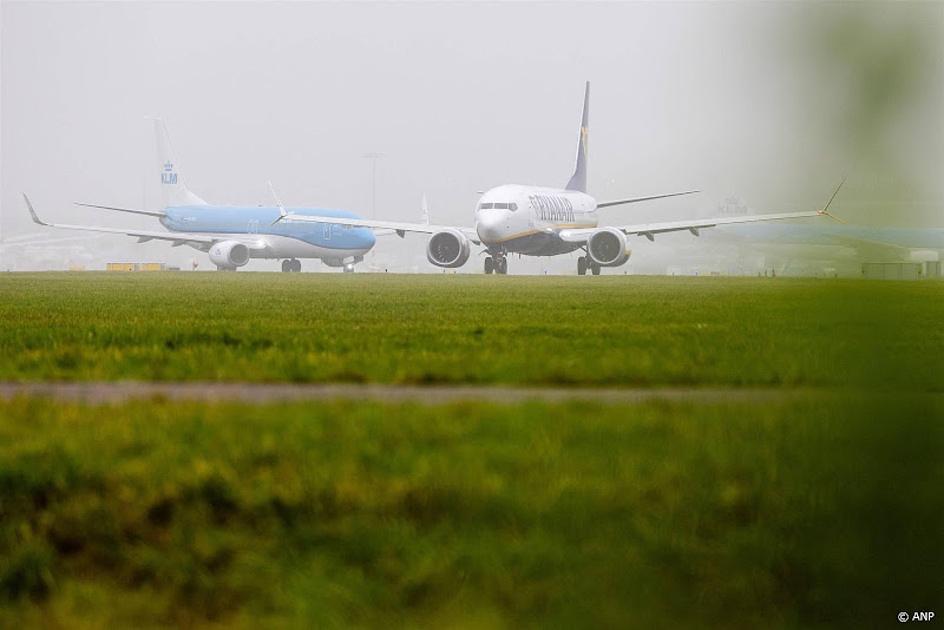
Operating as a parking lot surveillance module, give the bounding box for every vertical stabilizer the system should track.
[153,118,207,207]
[565,82,589,193]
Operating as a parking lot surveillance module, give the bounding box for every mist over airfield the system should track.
[2,1,942,273]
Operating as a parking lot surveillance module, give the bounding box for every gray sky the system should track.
[2,1,942,272]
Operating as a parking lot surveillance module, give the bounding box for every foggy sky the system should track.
[2,1,942,273]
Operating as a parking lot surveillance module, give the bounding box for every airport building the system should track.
[861,261,941,280]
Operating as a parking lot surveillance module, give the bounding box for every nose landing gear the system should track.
[281,259,302,272]
[484,253,508,275]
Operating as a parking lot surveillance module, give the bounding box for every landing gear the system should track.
[484,253,507,275]
[343,263,355,273]
[577,255,600,276]
[281,259,301,272]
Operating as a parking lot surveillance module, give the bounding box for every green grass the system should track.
[1,272,941,626]
[0,273,941,388]
[0,396,940,628]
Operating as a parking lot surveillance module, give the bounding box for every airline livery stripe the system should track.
[491,225,590,243]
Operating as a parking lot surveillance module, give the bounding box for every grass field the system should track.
[1,272,941,627]
[0,273,942,388]
[0,395,940,628]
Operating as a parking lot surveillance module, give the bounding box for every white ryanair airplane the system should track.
[279,82,839,275]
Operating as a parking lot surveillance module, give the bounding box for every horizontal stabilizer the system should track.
[75,202,166,218]
[597,190,700,208]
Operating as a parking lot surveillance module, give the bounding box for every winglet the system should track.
[817,209,845,224]
[267,180,289,225]
[23,194,50,226]
[816,177,847,223]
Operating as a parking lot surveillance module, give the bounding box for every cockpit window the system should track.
[480,202,517,211]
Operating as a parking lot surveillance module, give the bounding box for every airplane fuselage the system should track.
[473,184,597,256]
[161,205,376,265]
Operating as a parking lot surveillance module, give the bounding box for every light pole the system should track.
[362,152,384,219]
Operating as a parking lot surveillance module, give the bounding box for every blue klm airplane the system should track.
[24,120,376,272]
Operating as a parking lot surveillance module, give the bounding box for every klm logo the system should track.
[161,162,178,185]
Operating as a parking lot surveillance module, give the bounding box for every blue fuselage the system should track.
[160,205,376,252]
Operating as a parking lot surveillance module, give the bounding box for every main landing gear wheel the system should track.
[578,256,599,276]
[485,254,507,275]
[282,259,301,272]
[343,263,355,273]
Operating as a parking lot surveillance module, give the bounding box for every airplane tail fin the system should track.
[152,118,207,207]
[565,81,590,193]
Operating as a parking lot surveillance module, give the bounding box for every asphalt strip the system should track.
[0,381,877,405]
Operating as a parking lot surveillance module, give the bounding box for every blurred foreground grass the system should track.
[0,396,940,628]
[1,273,942,388]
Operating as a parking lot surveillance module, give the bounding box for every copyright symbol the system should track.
[899,611,910,623]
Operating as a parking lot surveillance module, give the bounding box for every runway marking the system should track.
[0,382,881,405]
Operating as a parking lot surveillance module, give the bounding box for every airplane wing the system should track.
[563,179,846,243]
[74,202,166,218]
[24,194,260,250]
[558,210,825,243]
[597,190,700,208]
[373,229,401,237]
[278,213,479,242]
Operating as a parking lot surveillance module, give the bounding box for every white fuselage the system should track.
[473,184,598,256]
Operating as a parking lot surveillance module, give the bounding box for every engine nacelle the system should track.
[587,228,631,267]
[426,229,471,268]
[209,240,251,270]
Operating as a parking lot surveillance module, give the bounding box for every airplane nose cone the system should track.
[476,210,506,243]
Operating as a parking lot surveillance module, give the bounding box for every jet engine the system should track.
[587,228,631,267]
[209,240,251,270]
[426,229,471,268]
